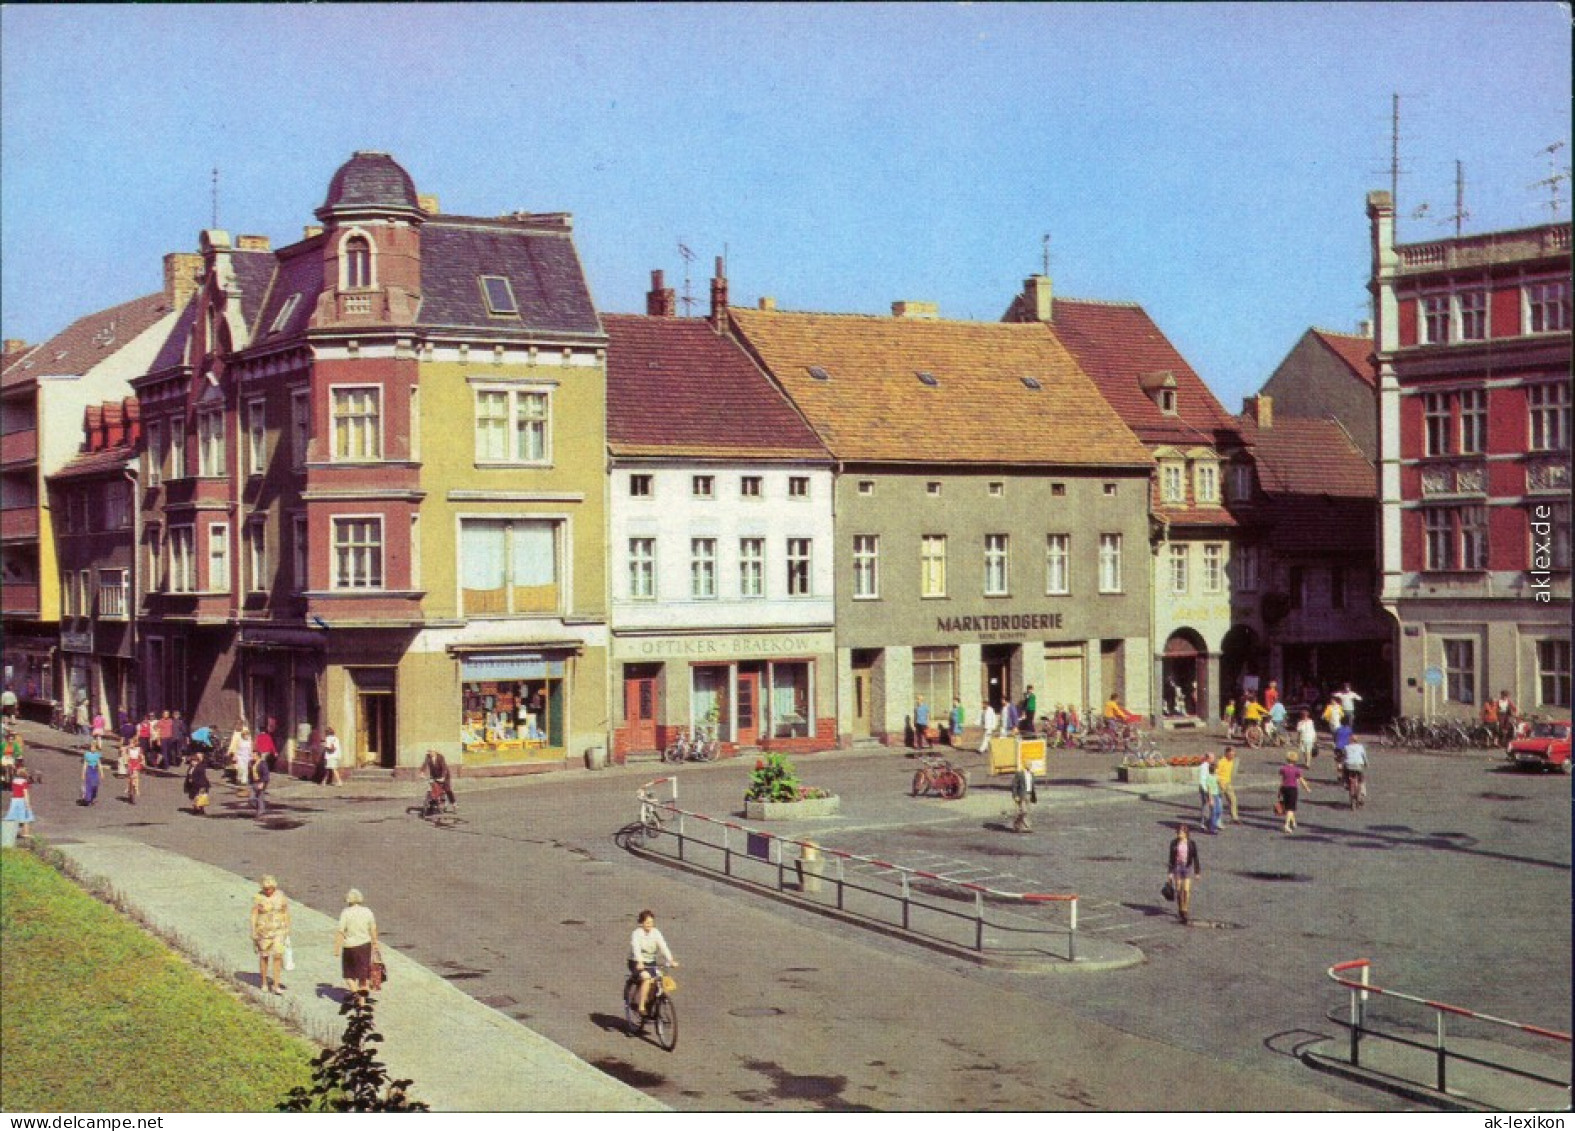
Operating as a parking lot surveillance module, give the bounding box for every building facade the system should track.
[1368,191,1572,719]
[1261,327,1379,461]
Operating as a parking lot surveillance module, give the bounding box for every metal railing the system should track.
[1327,958,1571,1103]
[634,777,1080,961]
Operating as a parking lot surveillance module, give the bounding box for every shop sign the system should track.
[935,613,1063,638]
[60,629,94,653]
[618,633,829,660]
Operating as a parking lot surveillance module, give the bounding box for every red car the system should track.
[1506,720,1572,773]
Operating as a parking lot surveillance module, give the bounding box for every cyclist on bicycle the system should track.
[1342,742,1368,806]
[629,909,679,1015]
[421,748,455,808]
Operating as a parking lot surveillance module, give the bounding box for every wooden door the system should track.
[852,664,872,738]
[624,674,657,752]
[356,691,396,768]
[736,671,760,746]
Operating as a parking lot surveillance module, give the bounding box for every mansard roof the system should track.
[318,151,421,217]
[417,217,601,339]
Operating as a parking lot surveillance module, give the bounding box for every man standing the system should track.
[251,745,271,818]
[168,710,188,770]
[1001,696,1020,737]
[1,685,17,721]
[1197,753,1215,828]
[1264,680,1279,711]
[913,696,931,750]
[1334,683,1362,731]
[1494,690,1517,746]
[1217,749,1239,824]
[1022,685,1038,733]
[977,702,999,756]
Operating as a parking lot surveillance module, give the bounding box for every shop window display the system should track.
[461,677,562,755]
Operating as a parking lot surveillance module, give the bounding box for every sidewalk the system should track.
[44,835,665,1113]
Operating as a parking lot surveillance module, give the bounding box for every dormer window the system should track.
[480,275,518,316]
[1140,369,1179,415]
[344,235,372,289]
[269,294,301,335]
[1158,389,1177,415]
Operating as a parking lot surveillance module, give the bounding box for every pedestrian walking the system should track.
[183,751,210,816]
[232,726,254,788]
[6,763,37,839]
[976,703,999,755]
[1196,753,1215,827]
[251,746,272,818]
[1342,742,1369,808]
[1217,749,1238,824]
[1296,710,1317,762]
[1333,720,1353,781]
[75,697,90,737]
[948,698,964,748]
[249,876,291,996]
[1002,697,1020,736]
[168,710,188,768]
[1166,823,1201,925]
[121,739,144,805]
[913,696,931,750]
[321,726,343,786]
[1204,759,1223,834]
[81,743,104,806]
[0,684,17,721]
[333,889,380,997]
[1277,752,1312,833]
[156,711,174,770]
[1494,690,1518,746]
[255,721,278,774]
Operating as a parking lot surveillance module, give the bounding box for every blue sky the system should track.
[2,2,1568,411]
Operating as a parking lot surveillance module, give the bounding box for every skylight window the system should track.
[807,365,831,381]
[480,275,518,316]
[269,294,301,335]
[1021,376,1042,390]
[916,371,939,387]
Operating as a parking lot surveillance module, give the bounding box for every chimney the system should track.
[1022,275,1053,322]
[1356,318,1373,338]
[709,257,728,330]
[84,404,105,452]
[417,194,440,214]
[237,234,271,251]
[3,338,28,356]
[104,401,126,448]
[303,225,324,240]
[163,252,204,310]
[646,269,677,317]
[891,300,939,320]
[1243,393,1273,430]
[758,296,776,311]
[124,398,141,448]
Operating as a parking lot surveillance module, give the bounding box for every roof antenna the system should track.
[1041,233,1051,277]
[1530,141,1569,217]
[1445,160,1469,237]
[677,241,696,316]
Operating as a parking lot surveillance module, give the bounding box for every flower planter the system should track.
[1117,765,1198,785]
[744,795,841,821]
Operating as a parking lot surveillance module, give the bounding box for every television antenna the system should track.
[677,241,697,315]
[1530,141,1569,217]
[1041,233,1051,277]
[212,167,220,229]
[1446,160,1469,237]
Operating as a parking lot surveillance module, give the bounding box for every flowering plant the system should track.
[746,752,818,803]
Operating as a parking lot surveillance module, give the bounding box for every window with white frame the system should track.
[692,475,714,499]
[147,527,163,592]
[332,387,381,460]
[98,569,128,618]
[690,538,717,599]
[1098,534,1123,593]
[1459,505,1488,570]
[459,518,556,613]
[290,391,311,470]
[292,516,308,593]
[61,570,75,617]
[852,535,879,599]
[787,538,813,596]
[629,474,653,497]
[1194,462,1219,504]
[1534,502,1572,570]
[1045,534,1070,595]
[1423,392,1451,456]
[788,477,809,498]
[921,535,947,598]
[983,534,1009,596]
[1424,507,1456,570]
[207,523,229,593]
[145,420,164,487]
[1538,639,1571,708]
[104,479,131,530]
[1203,543,1224,593]
[246,398,267,475]
[78,571,91,617]
[170,526,195,593]
[739,538,764,598]
[1527,280,1571,334]
[628,538,655,599]
[344,234,372,289]
[1456,290,1487,341]
[1161,463,1185,504]
[474,387,548,464]
[169,422,186,480]
[1528,383,1571,452]
[246,522,267,592]
[1459,388,1487,455]
[1421,294,1450,344]
[1443,639,1476,704]
[1169,543,1188,594]
[1236,544,1259,591]
[332,517,384,590]
[1228,462,1254,502]
[740,476,762,498]
[197,409,225,476]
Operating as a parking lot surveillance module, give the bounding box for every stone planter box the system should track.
[1117,765,1199,785]
[744,795,841,820]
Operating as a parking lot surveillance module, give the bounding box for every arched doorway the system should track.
[1162,629,1208,718]
[1220,625,1261,715]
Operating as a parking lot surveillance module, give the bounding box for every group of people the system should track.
[3,723,37,839]
[1481,690,1520,747]
[249,876,383,999]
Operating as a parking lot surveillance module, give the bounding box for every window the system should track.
[1527,281,1571,333]
[920,535,947,598]
[1236,544,1260,592]
[988,482,1004,497]
[628,538,655,599]
[269,293,301,335]
[788,477,809,498]
[475,388,548,464]
[857,480,874,496]
[1051,483,1066,497]
[1459,388,1487,455]
[1424,507,1456,570]
[1161,464,1185,504]
[1158,388,1177,415]
[1045,534,1070,595]
[332,388,381,461]
[1228,462,1254,502]
[290,391,311,470]
[692,475,714,499]
[983,534,1009,596]
[1528,383,1570,451]
[170,527,195,593]
[740,476,762,498]
[1203,543,1224,593]
[690,538,717,599]
[61,571,74,617]
[927,482,942,497]
[1443,639,1476,705]
[1098,534,1123,593]
[207,523,229,592]
[292,516,308,592]
[1421,294,1450,344]
[1289,565,1306,608]
[344,235,372,289]
[147,527,163,593]
[1423,392,1451,456]
[145,420,163,487]
[1194,463,1219,504]
[246,522,267,593]
[1459,506,1488,570]
[98,569,128,619]
[1169,544,1188,594]
[459,519,556,612]
[246,398,267,475]
[1103,483,1118,496]
[1457,290,1487,341]
[852,535,879,599]
[479,275,518,316]
[787,538,812,596]
[913,646,958,714]
[739,538,765,598]
[104,479,131,530]
[1538,640,1571,708]
[629,474,653,497]
[332,517,384,590]
[169,422,186,480]
[1425,506,1488,571]
[78,571,90,617]
[197,409,225,476]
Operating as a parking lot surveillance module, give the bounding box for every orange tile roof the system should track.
[1310,328,1376,387]
[1247,416,1375,499]
[727,308,1152,467]
[2,292,176,390]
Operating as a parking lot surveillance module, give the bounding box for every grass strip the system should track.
[0,847,316,1112]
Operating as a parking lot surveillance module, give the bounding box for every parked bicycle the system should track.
[911,755,969,800]
[662,727,719,764]
[622,964,678,1050]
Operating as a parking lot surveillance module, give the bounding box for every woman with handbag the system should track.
[1165,823,1201,925]
[183,751,210,816]
[334,888,380,998]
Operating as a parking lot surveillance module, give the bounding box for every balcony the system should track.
[0,582,39,616]
[1,505,39,542]
[1,429,38,467]
[1398,223,1571,273]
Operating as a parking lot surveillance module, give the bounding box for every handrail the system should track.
[1328,959,1572,1043]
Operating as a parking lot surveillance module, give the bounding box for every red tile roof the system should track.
[604,315,829,460]
[1310,329,1376,387]
[2,292,176,390]
[1041,299,1244,448]
[1247,416,1375,499]
[53,445,137,480]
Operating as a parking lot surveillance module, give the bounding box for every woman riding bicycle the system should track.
[629,909,679,1015]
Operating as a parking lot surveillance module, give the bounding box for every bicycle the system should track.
[632,786,668,845]
[661,730,692,764]
[623,965,678,1050]
[688,726,719,763]
[911,755,968,800]
[1243,721,1287,749]
[407,779,456,825]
